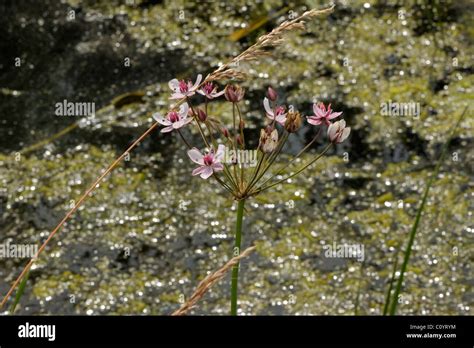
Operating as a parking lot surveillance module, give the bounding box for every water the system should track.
[0,0,472,315]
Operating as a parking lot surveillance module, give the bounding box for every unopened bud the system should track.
[236,135,243,146]
[266,86,278,101]
[239,119,245,130]
[197,108,207,122]
[222,127,230,138]
[224,84,245,103]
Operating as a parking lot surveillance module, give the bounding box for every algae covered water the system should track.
[0,0,472,316]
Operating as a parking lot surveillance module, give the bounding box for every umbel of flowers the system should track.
[154,78,349,193]
[154,75,350,315]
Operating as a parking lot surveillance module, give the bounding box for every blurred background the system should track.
[0,0,472,315]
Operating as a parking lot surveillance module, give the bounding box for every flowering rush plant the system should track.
[154,75,350,314]
[152,6,349,313]
[1,6,344,315]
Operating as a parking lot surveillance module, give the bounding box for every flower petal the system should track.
[313,103,321,116]
[192,74,203,91]
[161,125,174,133]
[263,97,273,116]
[212,162,224,172]
[179,102,190,117]
[153,113,171,126]
[307,117,322,126]
[170,93,184,100]
[200,166,213,179]
[328,111,342,120]
[187,148,204,165]
[327,122,337,140]
[276,114,287,125]
[341,127,351,142]
[168,79,180,91]
[172,121,184,129]
[192,166,206,176]
[314,103,327,116]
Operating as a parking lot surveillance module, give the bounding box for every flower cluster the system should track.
[153,74,350,199]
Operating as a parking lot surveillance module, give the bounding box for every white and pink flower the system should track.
[187,144,225,179]
[197,82,225,99]
[168,74,203,99]
[153,103,192,133]
[307,102,342,126]
[263,97,287,126]
[327,119,350,144]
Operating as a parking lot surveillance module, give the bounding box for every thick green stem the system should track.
[231,199,246,315]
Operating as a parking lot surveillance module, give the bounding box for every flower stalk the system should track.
[231,198,246,315]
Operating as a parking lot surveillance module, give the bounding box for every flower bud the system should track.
[236,135,244,146]
[259,127,279,153]
[196,108,207,122]
[266,86,278,101]
[239,119,245,131]
[284,111,302,133]
[224,84,245,103]
[222,127,230,138]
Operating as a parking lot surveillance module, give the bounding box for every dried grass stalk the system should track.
[207,5,334,82]
[171,246,256,316]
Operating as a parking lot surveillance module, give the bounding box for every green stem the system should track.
[231,199,246,315]
[383,249,400,315]
[10,268,31,313]
[388,106,467,315]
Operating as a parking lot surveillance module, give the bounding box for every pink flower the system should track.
[153,103,193,133]
[263,97,287,126]
[168,74,203,99]
[187,144,225,179]
[197,82,225,99]
[327,119,350,144]
[307,102,342,126]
